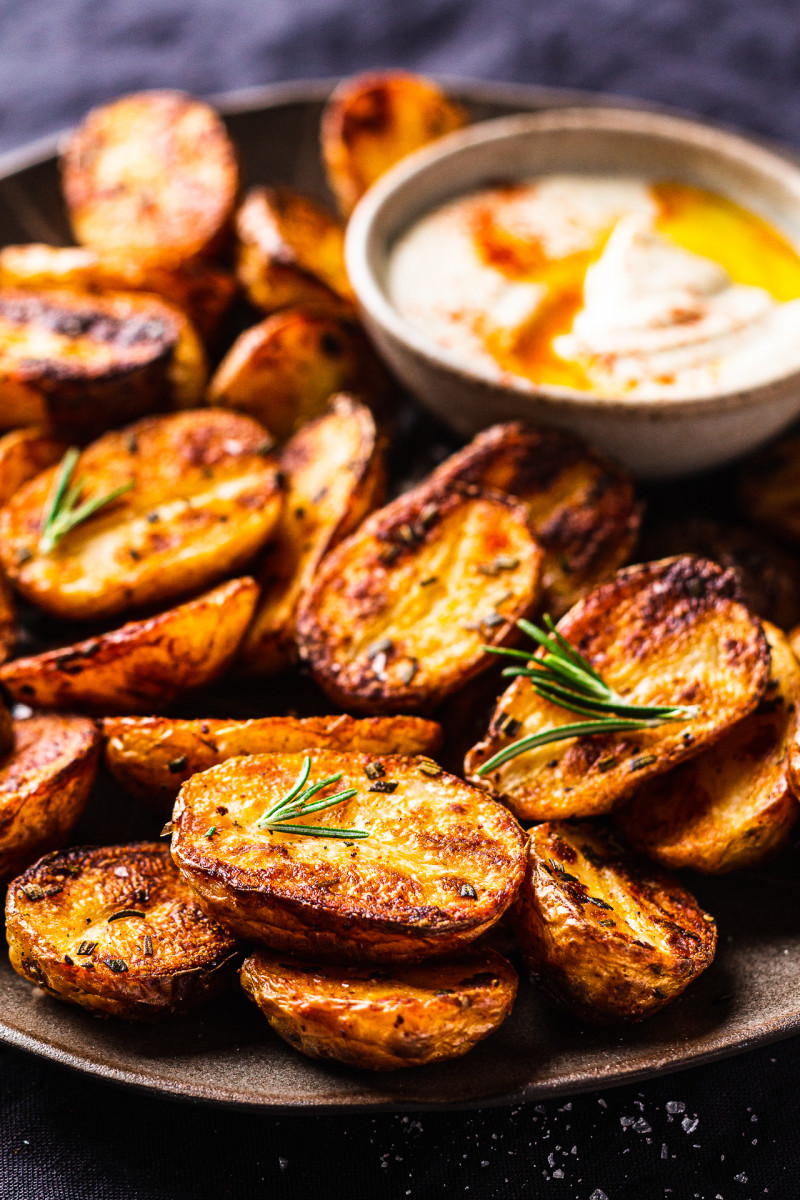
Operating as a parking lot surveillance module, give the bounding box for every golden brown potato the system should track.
[0,715,100,880]
[171,750,526,963]
[6,842,240,1019]
[240,946,518,1071]
[0,289,206,438]
[61,90,239,266]
[0,426,66,507]
[431,422,641,619]
[0,577,257,715]
[618,622,800,872]
[0,410,282,621]
[236,186,354,314]
[513,822,717,1024]
[466,557,770,822]
[207,308,391,442]
[240,396,386,675]
[102,713,444,807]
[321,71,467,216]
[296,482,543,713]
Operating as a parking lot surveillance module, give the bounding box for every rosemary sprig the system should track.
[256,755,368,839]
[38,447,133,554]
[477,616,698,775]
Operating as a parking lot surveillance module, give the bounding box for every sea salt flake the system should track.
[682,1116,699,1134]
[666,1101,686,1114]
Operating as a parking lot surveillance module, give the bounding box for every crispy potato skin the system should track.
[240,947,518,1071]
[0,716,100,881]
[61,90,239,266]
[0,577,258,715]
[432,422,640,619]
[172,751,526,963]
[466,556,770,822]
[102,713,443,808]
[0,426,66,507]
[0,410,282,621]
[240,395,386,675]
[5,843,240,1020]
[618,622,800,873]
[513,823,717,1025]
[321,72,467,216]
[296,483,544,713]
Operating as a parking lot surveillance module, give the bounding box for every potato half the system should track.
[618,622,800,873]
[61,90,239,266]
[0,409,282,621]
[6,842,240,1020]
[0,715,100,880]
[296,483,543,713]
[0,426,66,507]
[0,577,257,715]
[513,822,717,1024]
[240,395,386,675]
[171,751,526,963]
[432,422,640,619]
[240,946,518,1071]
[465,557,770,822]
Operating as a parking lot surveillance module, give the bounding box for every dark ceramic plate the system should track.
[1,78,800,1112]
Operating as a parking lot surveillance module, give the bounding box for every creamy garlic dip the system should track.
[387,175,800,398]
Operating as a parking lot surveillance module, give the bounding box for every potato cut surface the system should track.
[240,946,518,1071]
[6,842,240,1020]
[513,822,717,1024]
[172,751,526,963]
[0,426,66,508]
[0,409,282,620]
[466,557,770,821]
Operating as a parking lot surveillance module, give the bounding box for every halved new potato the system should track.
[0,409,282,621]
[61,90,239,266]
[0,577,258,715]
[6,842,240,1019]
[617,622,800,873]
[240,946,518,1070]
[0,426,66,507]
[171,751,526,962]
[465,557,770,822]
[513,822,717,1024]
[296,483,543,713]
[432,422,640,618]
[240,395,386,675]
[321,72,467,216]
[0,715,100,880]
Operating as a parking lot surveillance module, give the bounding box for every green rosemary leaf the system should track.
[265,824,369,839]
[38,448,134,554]
[256,758,367,839]
[475,718,663,775]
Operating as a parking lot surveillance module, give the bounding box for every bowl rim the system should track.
[345,103,800,418]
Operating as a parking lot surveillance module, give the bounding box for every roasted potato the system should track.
[102,713,443,807]
[240,946,518,1071]
[61,90,239,266]
[321,72,467,216]
[240,396,386,675]
[466,557,770,822]
[296,482,543,713]
[0,577,258,715]
[207,308,391,442]
[0,426,66,507]
[0,289,206,438]
[5,842,240,1019]
[512,822,717,1024]
[0,410,282,621]
[171,751,526,962]
[0,715,100,880]
[0,571,13,665]
[618,622,800,873]
[236,186,354,314]
[431,422,641,618]
[738,432,800,546]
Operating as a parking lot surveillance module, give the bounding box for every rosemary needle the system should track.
[256,756,368,840]
[38,447,134,555]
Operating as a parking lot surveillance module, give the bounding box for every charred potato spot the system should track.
[466,556,770,821]
[620,622,800,872]
[171,751,526,963]
[0,409,282,621]
[0,577,258,715]
[513,822,716,1024]
[0,716,100,881]
[5,842,240,1019]
[240,946,517,1071]
[0,426,66,507]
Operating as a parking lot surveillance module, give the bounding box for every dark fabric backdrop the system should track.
[1,1,799,1197]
